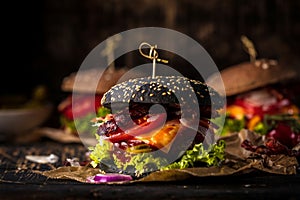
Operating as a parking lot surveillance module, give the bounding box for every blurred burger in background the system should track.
[58,67,127,136]
[207,36,300,154]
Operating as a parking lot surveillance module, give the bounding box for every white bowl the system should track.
[0,103,53,134]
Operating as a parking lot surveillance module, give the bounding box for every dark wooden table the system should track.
[1,139,300,200]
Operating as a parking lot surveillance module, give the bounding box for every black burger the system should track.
[89,75,226,176]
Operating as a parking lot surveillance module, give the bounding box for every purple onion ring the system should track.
[87,173,132,183]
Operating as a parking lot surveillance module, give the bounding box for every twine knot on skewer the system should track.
[139,42,169,78]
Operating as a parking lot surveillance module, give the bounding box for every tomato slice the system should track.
[105,113,167,143]
[105,127,135,143]
[124,120,180,153]
[232,89,293,119]
[59,94,102,120]
[125,113,167,137]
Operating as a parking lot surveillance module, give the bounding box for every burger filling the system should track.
[89,104,225,176]
[93,103,214,153]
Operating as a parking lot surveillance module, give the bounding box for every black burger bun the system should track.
[101,76,224,114]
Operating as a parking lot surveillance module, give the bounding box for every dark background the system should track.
[2,0,300,104]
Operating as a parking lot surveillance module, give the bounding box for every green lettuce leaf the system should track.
[97,107,111,118]
[162,140,226,170]
[60,114,96,134]
[212,114,245,136]
[88,135,112,168]
[89,136,168,176]
[60,106,111,134]
[89,137,226,176]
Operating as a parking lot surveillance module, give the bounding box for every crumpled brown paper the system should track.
[39,129,298,184]
[39,166,100,183]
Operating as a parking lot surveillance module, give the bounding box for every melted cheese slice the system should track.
[136,120,180,153]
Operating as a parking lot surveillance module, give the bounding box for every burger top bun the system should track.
[101,75,224,110]
[207,59,297,96]
[61,67,128,94]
